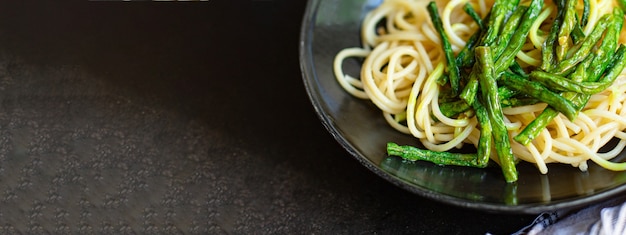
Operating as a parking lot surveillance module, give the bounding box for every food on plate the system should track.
[333,0,626,182]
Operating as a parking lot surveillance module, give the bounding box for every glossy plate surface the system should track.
[299,0,626,213]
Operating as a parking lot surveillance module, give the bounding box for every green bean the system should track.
[502,72,578,121]
[572,0,594,44]
[386,142,486,167]
[514,87,594,145]
[513,65,593,144]
[427,1,461,95]
[475,46,517,183]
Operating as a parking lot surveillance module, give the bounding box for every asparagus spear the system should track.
[570,16,586,45]
[571,0,592,44]
[463,2,483,30]
[386,98,495,169]
[552,14,612,75]
[386,143,487,167]
[529,41,626,96]
[475,46,518,183]
[572,0,593,42]
[427,1,461,95]
[528,70,617,95]
[512,55,593,145]
[456,29,482,68]
[440,86,519,118]
[597,44,626,84]
[556,0,578,60]
[480,0,521,46]
[459,0,519,103]
[618,0,626,12]
[509,61,527,77]
[588,8,624,81]
[439,99,471,117]
[492,6,528,60]
[494,0,543,74]
[456,8,490,69]
[472,99,492,166]
[514,56,594,144]
[569,54,594,83]
[386,84,495,170]
[541,0,566,71]
[514,9,625,145]
[581,0,590,26]
[462,0,542,106]
[502,72,578,121]
[501,97,539,108]
[458,0,520,70]
[389,0,625,183]
[460,65,481,105]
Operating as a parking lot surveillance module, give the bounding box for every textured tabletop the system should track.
[0,1,538,234]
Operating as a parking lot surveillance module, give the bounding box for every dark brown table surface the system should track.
[0,1,539,234]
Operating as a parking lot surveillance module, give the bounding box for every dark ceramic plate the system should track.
[299,0,626,213]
